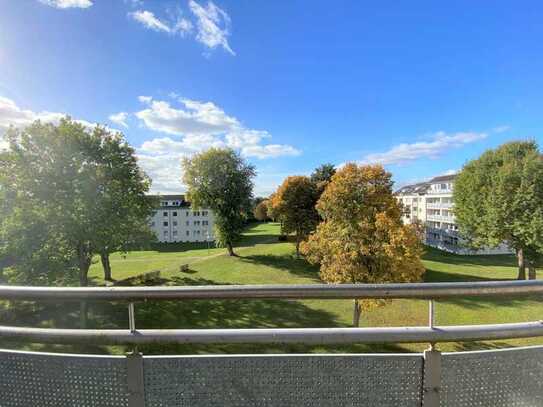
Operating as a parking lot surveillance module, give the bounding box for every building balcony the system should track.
[426,214,456,222]
[426,202,453,209]
[0,282,542,406]
[426,227,459,238]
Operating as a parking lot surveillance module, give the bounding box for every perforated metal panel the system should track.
[0,350,129,407]
[143,354,423,407]
[441,346,543,406]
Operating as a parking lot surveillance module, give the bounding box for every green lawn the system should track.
[2,222,542,355]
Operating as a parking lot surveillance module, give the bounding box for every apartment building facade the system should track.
[149,194,215,243]
[396,175,510,255]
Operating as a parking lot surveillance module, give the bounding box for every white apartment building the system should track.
[148,194,215,243]
[396,175,510,255]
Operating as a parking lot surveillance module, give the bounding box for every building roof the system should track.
[395,182,429,195]
[152,194,186,201]
[428,174,457,183]
[395,173,457,195]
[147,194,191,208]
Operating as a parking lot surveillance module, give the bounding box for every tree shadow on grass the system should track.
[0,275,414,355]
[424,268,512,283]
[423,246,516,268]
[240,254,321,280]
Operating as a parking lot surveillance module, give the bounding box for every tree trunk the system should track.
[226,242,236,256]
[100,251,112,281]
[79,266,89,329]
[517,248,526,280]
[352,299,362,327]
[528,260,537,280]
[78,243,92,329]
[295,234,301,259]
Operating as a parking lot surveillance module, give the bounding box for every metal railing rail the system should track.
[1,322,543,345]
[1,280,542,345]
[1,280,543,300]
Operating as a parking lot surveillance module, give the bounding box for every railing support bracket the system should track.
[126,351,145,407]
[422,348,441,407]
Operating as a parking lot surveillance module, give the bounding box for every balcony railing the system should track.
[426,202,453,209]
[426,214,456,222]
[1,281,543,406]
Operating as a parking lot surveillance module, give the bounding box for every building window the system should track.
[194,221,200,226]
[150,221,155,227]
[194,211,200,216]
[163,231,168,236]
[173,231,178,236]
[186,231,190,236]
[202,211,208,216]
[163,212,168,217]
[163,221,168,227]
[186,211,189,216]
[173,221,178,226]
[173,212,177,217]
[202,220,208,226]
[186,221,190,226]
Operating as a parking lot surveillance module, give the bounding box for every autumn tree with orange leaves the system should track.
[301,164,425,327]
[271,176,320,257]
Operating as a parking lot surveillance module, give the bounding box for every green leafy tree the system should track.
[310,163,336,185]
[301,164,425,326]
[454,141,543,280]
[271,176,320,257]
[182,148,255,256]
[0,118,154,324]
[91,130,156,280]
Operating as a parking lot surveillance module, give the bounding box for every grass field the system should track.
[2,222,542,355]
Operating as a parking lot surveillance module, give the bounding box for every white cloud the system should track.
[130,10,171,33]
[134,95,300,192]
[129,2,233,55]
[189,0,235,55]
[130,10,193,36]
[174,18,193,36]
[136,99,238,137]
[493,125,511,133]
[138,95,153,104]
[361,131,488,166]
[0,96,117,136]
[124,0,144,7]
[241,144,301,159]
[38,0,93,9]
[0,96,65,131]
[109,112,129,128]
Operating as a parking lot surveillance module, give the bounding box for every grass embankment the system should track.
[2,222,541,354]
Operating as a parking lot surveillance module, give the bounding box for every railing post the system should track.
[422,348,441,407]
[128,302,136,333]
[126,352,145,407]
[428,300,435,329]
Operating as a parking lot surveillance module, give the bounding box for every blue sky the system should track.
[1,0,542,195]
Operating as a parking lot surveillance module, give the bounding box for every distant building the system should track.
[148,194,214,243]
[396,175,510,255]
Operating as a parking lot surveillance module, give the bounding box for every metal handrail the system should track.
[1,280,542,345]
[1,322,543,345]
[1,280,543,301]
